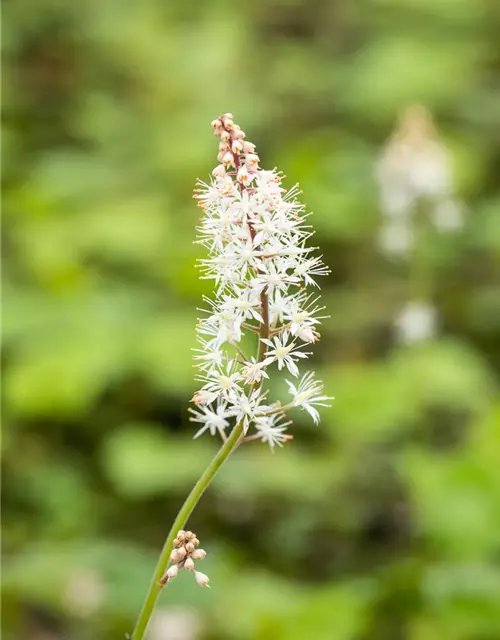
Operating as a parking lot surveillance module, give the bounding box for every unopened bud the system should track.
[194,571,210,587]
[243,141,256,154]
[219,141,229,154]
[212,165,226,178]
[222,112,234,120]
[220,130,231,142]
[184,557,195,571]
[211,119,222,130]
[224,119,234,131]
[232,140,243,154]
[191,549,206,560]
[245,154,259,169]
[192,537,200,547]
[184,531,194,540]
[223,152,234,168]
[185,542,195,553]
[233,126,245,139]
[170,547,186,563]
[166,564,178,579]
[237,166,249,185]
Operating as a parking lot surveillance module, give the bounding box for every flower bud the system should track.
[211,119,221,130]
[184,531,194,540]
[191,549,206,560]
[224,119,234,130]
[212,164,226,178]
[242,141,256,154]
[223,152,234,168]
[232,140,243,154]
[170,547,186,563]
[237,166,249,185]
[194,571,210,587]
[245,154,259,169]
[192,537,200,547]
[220,130,231,142]
[184,557,195,571]
[222,112,234,120]
[166,564,179,579]
[185,542,195,553]
[219,141,229,154]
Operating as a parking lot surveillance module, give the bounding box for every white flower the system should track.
[432,199,463,231]
[197,363,243,402]
[188,401,235,439]
[231,387,267,432]
[378,219,413,256]
[375,106,461,258]
[261,331,310,377]
[253,414,293,450]
[242,358,270,384]
[286,371,332,424]
[395,301,437,344]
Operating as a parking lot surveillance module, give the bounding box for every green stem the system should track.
[130,420,245,640]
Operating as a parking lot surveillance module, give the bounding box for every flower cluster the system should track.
[159,530,209,588]
[190,114,332,449]
[376,105,463,257]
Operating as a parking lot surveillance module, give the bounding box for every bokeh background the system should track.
[2,1,500,639]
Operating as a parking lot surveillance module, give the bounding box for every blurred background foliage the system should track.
[2,0,500,638]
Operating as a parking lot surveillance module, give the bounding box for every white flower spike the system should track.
[191,113,333,448]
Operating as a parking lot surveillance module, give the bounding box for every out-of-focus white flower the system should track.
[432,199,464,231]
[191,114,331,446]
[149,609,200,640]
[377,219,413,256]
[394,301,438,344]
[376,105,463,257]
[63,568,106,618]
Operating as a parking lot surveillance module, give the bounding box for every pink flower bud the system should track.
[212,165,226,178]
[191,549,206,560]
[223,152,234,168]
[194,571,210,587]
[232,140,243,154]
[166,564,178,579]
[245,154,259,169]
[237,166,249,185]
[184,557,195,571]
[243,141,256,154]
[170,547,186,563]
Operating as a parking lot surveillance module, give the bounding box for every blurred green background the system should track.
[2,1,500,639]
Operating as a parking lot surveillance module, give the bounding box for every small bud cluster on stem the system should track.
[159,530,209,588]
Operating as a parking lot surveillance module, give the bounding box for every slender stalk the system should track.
[130,420,244,640]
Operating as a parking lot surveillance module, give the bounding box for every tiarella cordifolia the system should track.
[190,114,332,450]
